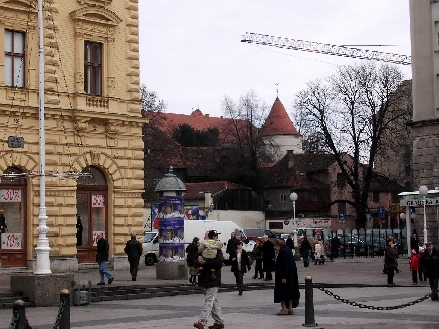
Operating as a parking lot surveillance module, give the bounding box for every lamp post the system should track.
[290,192,298,245]
[419,185,429,246]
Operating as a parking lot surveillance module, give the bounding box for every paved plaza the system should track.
[0,257,437,328]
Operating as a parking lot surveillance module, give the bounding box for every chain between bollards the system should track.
[53,289,70,329]
[303,276,318,327]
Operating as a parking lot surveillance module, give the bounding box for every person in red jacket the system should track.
[409,249,424,285]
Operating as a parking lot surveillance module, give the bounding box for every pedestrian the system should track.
[300,235,311,267]
[421,241,439,300]
[76,214,83,246]
[313,237,324,265]
[193,238,225,329]
[124,232,142,281]
[409,248,423,285]
[261,235,275,281]
[226,231,239,262]
[186,237,200,285]
[252,237,264,279]
[0,209,7,233]
[273,239,300,315]
[330,234,340,261]
[384,238,398,285]
[286,234,294,250]
[411,233,420,254]
[198,230,223,279]
[310,236,316,262]
[96,233,114,285]
[230,240,251,295]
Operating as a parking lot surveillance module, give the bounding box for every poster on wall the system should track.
[92,194,105,207]
[158,197,185,261]
[152,204,159,229]
[0,189,21,202]
[92,231,105,246]
[1,232,22,249]
[184,205,200,220]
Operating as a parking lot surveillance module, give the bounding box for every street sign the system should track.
[7,136,24,148]
[338,213,345,223]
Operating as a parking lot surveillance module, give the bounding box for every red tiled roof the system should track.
[155,110,251,144]
[260,97,300,137]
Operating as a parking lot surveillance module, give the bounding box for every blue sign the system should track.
[338,213,345,222]
[378,207,385,218]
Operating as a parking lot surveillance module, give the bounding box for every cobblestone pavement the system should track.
[1,257,438,328]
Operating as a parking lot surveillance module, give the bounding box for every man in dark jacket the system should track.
[124,232,143,281]
[300,235,311,267]
[261,235,275,281]
[421,241,439,300]
[194,235,225,329]
[226,232,239,262]
[96,233,114,285]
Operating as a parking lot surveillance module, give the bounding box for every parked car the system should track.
[337,236,368,256]
[363,236,387,256]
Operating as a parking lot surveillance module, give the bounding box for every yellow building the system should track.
[0,0,146,270]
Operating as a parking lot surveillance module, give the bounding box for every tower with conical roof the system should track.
[260,97,302,162]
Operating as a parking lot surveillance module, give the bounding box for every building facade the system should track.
[409,0,439,243]
[0,0,146,270]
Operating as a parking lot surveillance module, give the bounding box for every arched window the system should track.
[76,166,107,263]
[0,167,27,267]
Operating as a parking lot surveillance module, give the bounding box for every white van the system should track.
[143,220,255,266]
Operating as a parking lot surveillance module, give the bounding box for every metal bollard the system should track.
[9,300,29,329]
[303,276,318,327]
[53,289,70,329]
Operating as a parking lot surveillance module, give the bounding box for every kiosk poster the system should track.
[158,197,185,261]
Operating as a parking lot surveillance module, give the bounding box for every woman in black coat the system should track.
[384,239,398,285]
[186,237,200,284]
[231,241,251,295]
[274,239,300,315]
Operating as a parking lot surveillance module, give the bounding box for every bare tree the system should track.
[221,90,270,192]
[140,84,167,122]
[293,62,411,226]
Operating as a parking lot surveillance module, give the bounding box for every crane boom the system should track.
[241,32,411,66]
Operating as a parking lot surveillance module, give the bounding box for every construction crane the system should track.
[241,32,411,66]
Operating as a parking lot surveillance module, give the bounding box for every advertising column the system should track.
[158,197,185,261]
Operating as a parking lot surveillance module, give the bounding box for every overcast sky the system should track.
[138,1,412,120]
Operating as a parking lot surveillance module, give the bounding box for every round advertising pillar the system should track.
[154,167,188,280]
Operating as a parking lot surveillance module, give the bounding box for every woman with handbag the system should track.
[231,241,251,295]
[274,239,300,315]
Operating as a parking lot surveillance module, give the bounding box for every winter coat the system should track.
[124,237,142,263]
[226,237,239,257]
[231,249,251,274]
[409,252,421,271]
[252,243,263,260]
[96,237,109,263]
[421,247,439,279]
[198,250,223,288]
[261,240,275,272]
[384,245,398,270]
[274,245,300,304]
[300,238,311,255]
[185,242,199,267]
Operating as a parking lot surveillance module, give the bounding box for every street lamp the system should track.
[290,192,298,245]
[419,185,429,246]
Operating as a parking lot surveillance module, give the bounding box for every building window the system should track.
[280,194,287,202]
[84,41,102,95]
[4,30,25,87]
[338,201,346,215]
[373,191,380,203]
[337,173,346,188]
